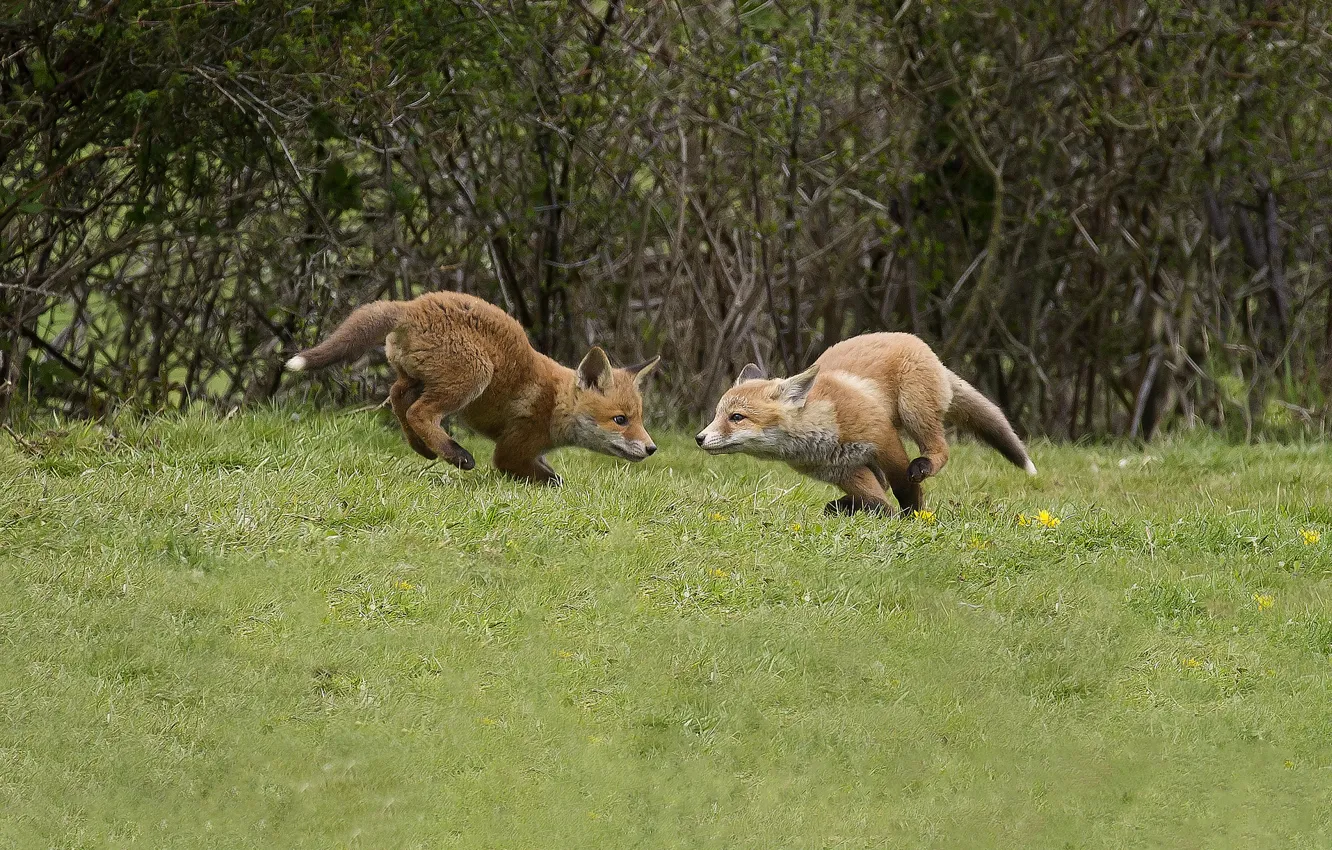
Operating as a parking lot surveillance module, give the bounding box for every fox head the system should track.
[565,347,660,461]
[696,363,821,458]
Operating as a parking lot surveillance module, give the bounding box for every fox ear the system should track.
[777,365,819,407]
[576,347,614,392]
[734,363,765,386]
[626,355,661,388]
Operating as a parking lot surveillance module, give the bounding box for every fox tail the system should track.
[285,301,406,372]
[946,370,1037,476]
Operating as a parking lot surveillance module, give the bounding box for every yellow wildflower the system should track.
[396,580,414,591]
[557,650,574,659]
[969,535,990,550]
[1253,593,1274,610]
[913,510,936,524]
[1284,760,1295,769]
[1182,657,1202,669]
[710,568,728,579]
[1016,513,1031,527]
[480,717,498,726]
[789,522,802,532]
[1036,509,1061,528]
[1300,528,1320,546]
[709,512,726,522]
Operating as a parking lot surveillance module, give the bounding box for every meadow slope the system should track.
[2,411,1331,848]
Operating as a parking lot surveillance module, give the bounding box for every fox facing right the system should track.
[695,333,1036,516]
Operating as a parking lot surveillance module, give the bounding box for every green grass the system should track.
[3,410,1332,848]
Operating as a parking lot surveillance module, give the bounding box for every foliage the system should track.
[3,1,1331,437]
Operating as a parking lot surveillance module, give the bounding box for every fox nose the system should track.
[695,434,705,446]
[645,444,657,456]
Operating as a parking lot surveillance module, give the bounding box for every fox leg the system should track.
[824,466,891,516]
[405,379,488,471]
[876,428,923,516]
[535,455,562,484]
[389,376,436,460]
[898,400,950,484]
[492,442,562,487]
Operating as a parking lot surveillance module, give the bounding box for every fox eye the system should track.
[729,413,747,423]
[612,415,628,426]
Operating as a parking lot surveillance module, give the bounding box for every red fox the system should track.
[695,332,1035,515]
[285,291,659,485]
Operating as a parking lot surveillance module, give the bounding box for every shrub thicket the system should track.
[4,1,1330,437]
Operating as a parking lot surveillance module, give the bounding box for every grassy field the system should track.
[3,410,1332,848]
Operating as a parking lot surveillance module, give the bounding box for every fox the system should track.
[695,332,1036,516]
[284,291,660,485]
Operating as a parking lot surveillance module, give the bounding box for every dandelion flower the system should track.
[1300,528,1320,546]
[789,522,803,532]
[913,510,936,524]
[1036,509,1061,529]
[1182,657,1202,669]
[709,512,726,522]
[969,535,990,550]
[1253,593,1274,610]
[1016,513,1031,527]
[1284,760,1295,769]
[710,567,728,579]
[396,580,414,591]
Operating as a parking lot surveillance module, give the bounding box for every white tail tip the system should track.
[1024,459,1038,476]
[284,355,307,372]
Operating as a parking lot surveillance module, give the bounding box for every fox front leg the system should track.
[492,444,562,487]
[533,455,563,487]
[824,467,891,516]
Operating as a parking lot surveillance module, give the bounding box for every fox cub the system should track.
[286,291,659,485]
[696,332,1035,515]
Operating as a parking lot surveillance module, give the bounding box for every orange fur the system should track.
[287,291,659,484]
[696,332,1034,515]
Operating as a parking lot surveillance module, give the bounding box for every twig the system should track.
[2,424,40,456]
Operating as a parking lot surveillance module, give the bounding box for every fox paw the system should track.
[907,457,933,483]
[445,443,476,471]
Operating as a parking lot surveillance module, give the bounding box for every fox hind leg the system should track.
[904,424,949,484]
[389,376,436,460]
[405,375,489,471]
[898,396,950,484]
[875,428,923,516]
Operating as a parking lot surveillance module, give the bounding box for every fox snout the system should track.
[695,428,732,453]
[625,440,656,461]
[616,433,657,462]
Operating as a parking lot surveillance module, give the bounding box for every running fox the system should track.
[285,291,659,485]
[695,333,1035,515]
